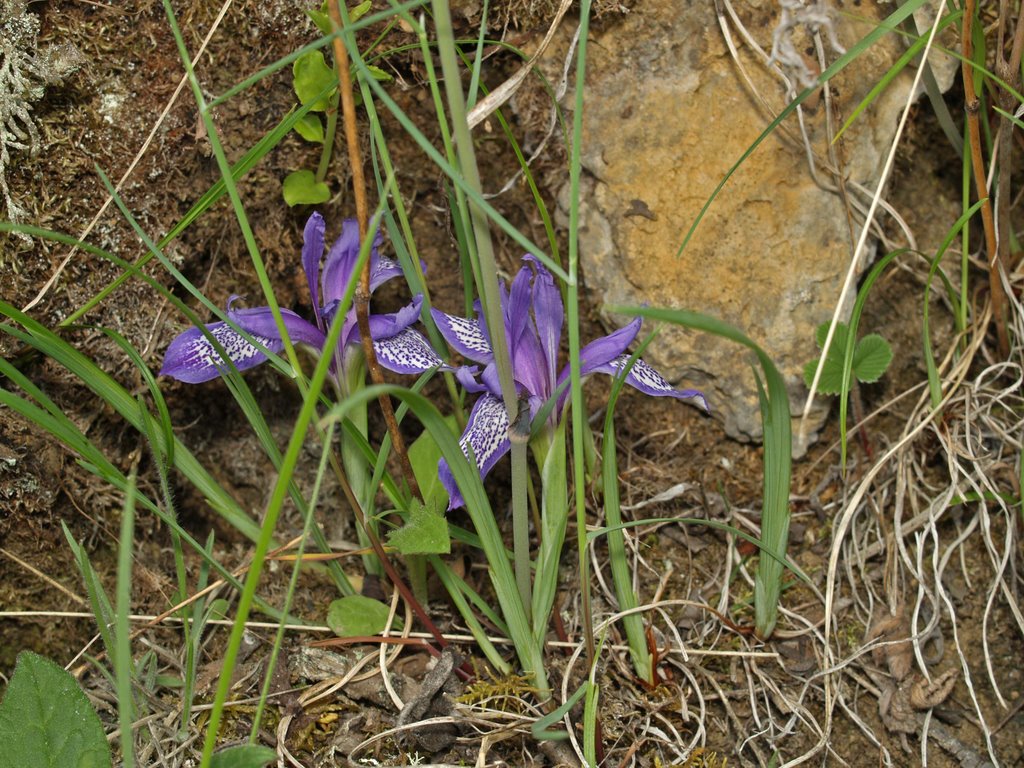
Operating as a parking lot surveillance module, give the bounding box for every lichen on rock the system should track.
[0,0,83,235]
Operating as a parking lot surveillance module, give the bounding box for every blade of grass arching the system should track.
[61,522,116,663]
[465,0,490,109]
[250,421,336,740]
[115,468,137,768]
[0,302,261,542]
[835,250,905,469]
[161,0,306,397]
[430,0,534,625]
[0,380,285,619]
[335,24,567,281]
[104,328,192,621]
[59,87,336,329]
[677,0,932,257]
[219,370,356,596]
[833,10,961,143]
[197,201,371,768]
[567,0,596,676]
[321,384,543,692]
[922,201,983,408]
[606,305,793,638]
[429,555,511,674]
[601,341,656,682]
[922,63,964,155]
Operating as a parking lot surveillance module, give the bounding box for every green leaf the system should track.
[292,50,336,111]
[0,652,112,768]
[803,357,844,396]
[327,595,397,637]
[408,415,457,509]
[363,64,392,82]
[293,113,324,143]
[387,498,450,555]
[350,0,372,22]
[852,334,893,384]
[282,170,330,206]
[210,745,277,768]
[805,321,891,393]
[306,8,331,35]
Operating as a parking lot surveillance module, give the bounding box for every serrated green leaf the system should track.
[292,51,336,112]
[210,745,277,768]
[282,170,330,206]
[327,595,398,637]
[0,652,112,768]
[388,499,450,555]
[803,358,844,395]
[852,334,893,383]
[815,321,852,362]
[293,113,324,143]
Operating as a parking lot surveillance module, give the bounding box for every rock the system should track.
[556,0,945,454]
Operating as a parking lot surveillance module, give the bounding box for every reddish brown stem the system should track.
[962,0,1011,357]
[328,0,421,501]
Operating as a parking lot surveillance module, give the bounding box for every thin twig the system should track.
[962,0,1010,356]
[327,0,421,501]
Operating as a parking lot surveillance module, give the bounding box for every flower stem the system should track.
[429,0,533,624]
[328,0,421,502]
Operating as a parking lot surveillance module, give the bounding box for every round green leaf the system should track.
[327,595,397,637]
[293,114,324,143]
[292,51,336,112]
[282,170,330,206]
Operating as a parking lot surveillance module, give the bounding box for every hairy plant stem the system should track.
[429,0,534,625]
[328,0,420,501]
[962,0,1010,357]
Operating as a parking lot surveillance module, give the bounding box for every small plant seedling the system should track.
[282,0,391,207]
[803,321,893,395]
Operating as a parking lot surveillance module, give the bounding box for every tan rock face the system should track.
[565,0,943,452]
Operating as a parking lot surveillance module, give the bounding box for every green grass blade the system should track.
[678,0,932,257]
[607,305,792,638]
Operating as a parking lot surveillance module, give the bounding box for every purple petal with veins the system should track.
[590,354,710,410]
[526,256,562,392]
[431,308,493,363]
[369,256,404,292]
[160,322,276,383]
[302,212,325,328]
[440,393,511,509]
[372,327,446,374]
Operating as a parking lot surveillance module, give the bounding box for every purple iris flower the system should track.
[431,256,709,509]
[160,212,445,384]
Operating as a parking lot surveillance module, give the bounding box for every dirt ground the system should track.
[1,1,1022,766]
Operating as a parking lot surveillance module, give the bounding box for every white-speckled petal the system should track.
[439,393,510,509]
[430,308,493,364]
[594,354,710,411]
[372,327,446,374]
[160,322,278,383]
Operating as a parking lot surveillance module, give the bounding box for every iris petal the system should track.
[430,308,493,363]
[372,327,446,374]
[302,212,325,328]
[439,393,511,509]
[160,322,278,383]
[591,354,709,410]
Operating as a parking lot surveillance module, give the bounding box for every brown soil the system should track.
[1,2,1022,767]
